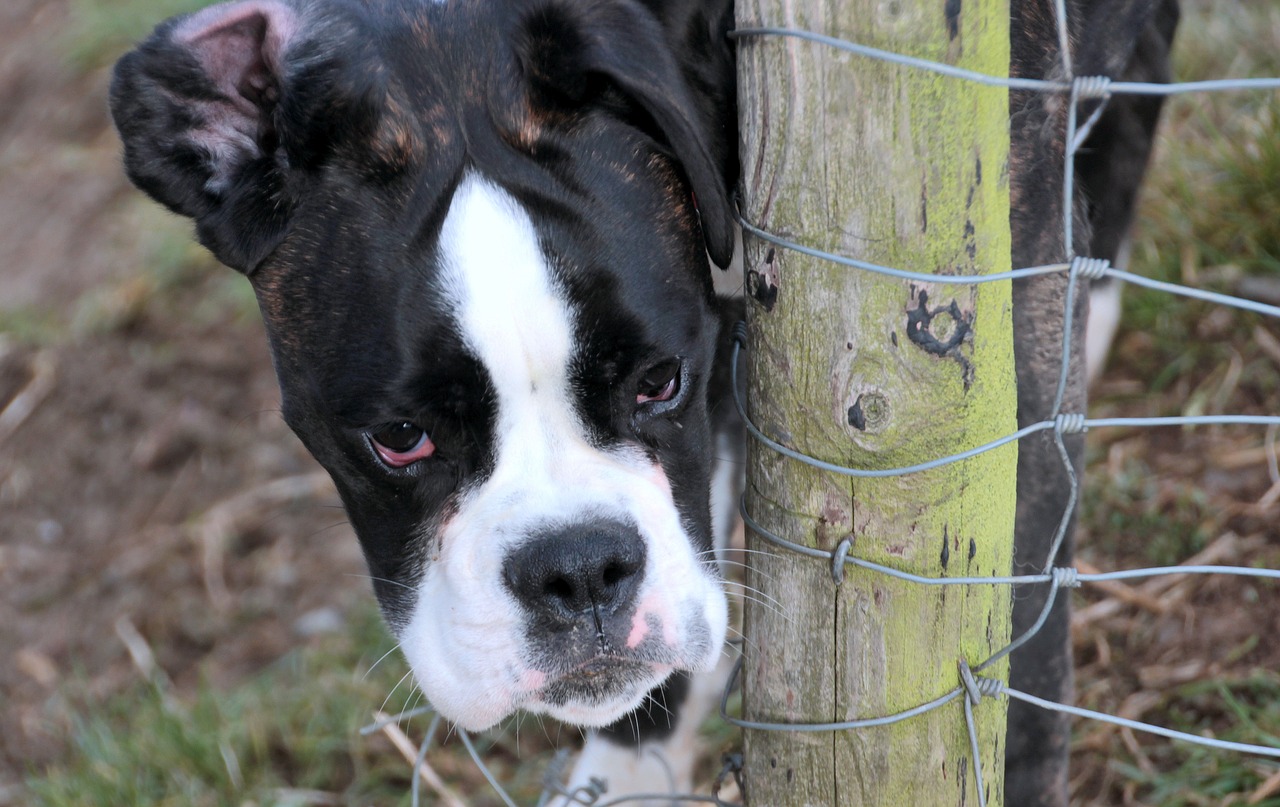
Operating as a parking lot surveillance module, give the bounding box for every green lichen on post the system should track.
[736,0,1016,805]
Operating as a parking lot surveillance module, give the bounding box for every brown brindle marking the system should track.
[372,92,425,169]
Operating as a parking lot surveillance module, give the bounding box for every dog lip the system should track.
[532,654,672,715]
[567,655,652,677]
[540,641,683,677]
[536,651,670,689]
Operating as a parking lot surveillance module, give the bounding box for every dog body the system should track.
[111,0,1173,802]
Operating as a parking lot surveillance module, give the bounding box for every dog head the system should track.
[110,0,736,730]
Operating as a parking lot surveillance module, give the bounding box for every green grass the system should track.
[1080,451,1212,568]
[1088,0,1280,553]
[1108,674,1280,807]
[101,201,263,332]
[1121,1,1280,393]
[25,606,425,806]
[0,305,64,346]
[65,0,209,70]
[1,199,260,347]
[23,602,592,807]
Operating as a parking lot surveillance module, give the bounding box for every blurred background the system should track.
[1,0,1277,804]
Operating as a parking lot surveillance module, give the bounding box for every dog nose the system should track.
[503,520,646,622]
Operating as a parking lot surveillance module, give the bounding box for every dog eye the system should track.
[369,422,435,467]
[636,359,682,405]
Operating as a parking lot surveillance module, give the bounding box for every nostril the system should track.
[544,574,574,604]
[601,561,627,588]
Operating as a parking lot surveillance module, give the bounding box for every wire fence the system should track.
[367,2,1280,804]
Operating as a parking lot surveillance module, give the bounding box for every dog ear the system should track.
[110,1,305,273]
[516,1,737,269]
[111,1,414,274]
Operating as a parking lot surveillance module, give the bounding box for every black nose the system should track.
[503,520,646,622]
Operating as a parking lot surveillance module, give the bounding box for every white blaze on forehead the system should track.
[438,174,577,440]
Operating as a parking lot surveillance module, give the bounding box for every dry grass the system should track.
[1070,2,1280,804]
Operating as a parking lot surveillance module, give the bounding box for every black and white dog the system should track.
[112,0,743,797]
[109,0,1174,803]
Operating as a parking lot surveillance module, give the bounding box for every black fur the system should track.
[1007,2,1177,804]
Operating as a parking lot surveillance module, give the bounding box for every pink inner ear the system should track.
[175,0,299,116]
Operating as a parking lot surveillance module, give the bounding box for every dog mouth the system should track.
[510,606,717,726]
[536,655,671,709]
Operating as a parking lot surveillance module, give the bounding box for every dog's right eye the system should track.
[636,359,682,405]
[369,422,435,467]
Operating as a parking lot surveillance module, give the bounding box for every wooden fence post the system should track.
[735,0,1016,804]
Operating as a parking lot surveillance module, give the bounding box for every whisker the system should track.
[406,687,427,724]
[695,547,787,569]
[722,624,762,656]
[697,547,786,560]
[651,693,675,730]
[378,667,416,717]
[344,572,416,591]
[539,713,556,737]
[730,592,790,620]
[361,641,404,682]
[724,590,794,624]
[720,579,789,614]
[711,558,781,583]
[539,714,555,748]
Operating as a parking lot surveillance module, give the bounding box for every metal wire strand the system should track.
[366,15,1280,806]
[732,339,1280,478]
[733,221,1280,320]
[728,26,1280,97]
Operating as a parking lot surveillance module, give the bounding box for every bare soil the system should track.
[0,0,367,783]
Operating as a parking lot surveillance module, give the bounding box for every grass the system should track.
[1080,450,1213,568]
[1073,1,1280,804]
[20,602,588,807]
[22,599,597,806]
[0,306,64,347]
[24,593,736,806]
[1108,674,1280,807]
[25,606,424,806]
[65,0,209,70]
[1120,1,1280,395]
[0,198,261,349]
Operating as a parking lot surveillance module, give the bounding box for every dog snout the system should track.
[503,520,646,623]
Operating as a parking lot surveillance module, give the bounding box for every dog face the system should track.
[111,0,737,730]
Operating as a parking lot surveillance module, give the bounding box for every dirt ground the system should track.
[2,0,1278,804]
[0,0,369,785]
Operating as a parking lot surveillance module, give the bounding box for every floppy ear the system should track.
[111,0,413,274]
[517,1,737,269]
[110,1,304,273]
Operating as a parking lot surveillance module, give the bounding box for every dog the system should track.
[111,0,743,798]
[109,0,1174,803]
